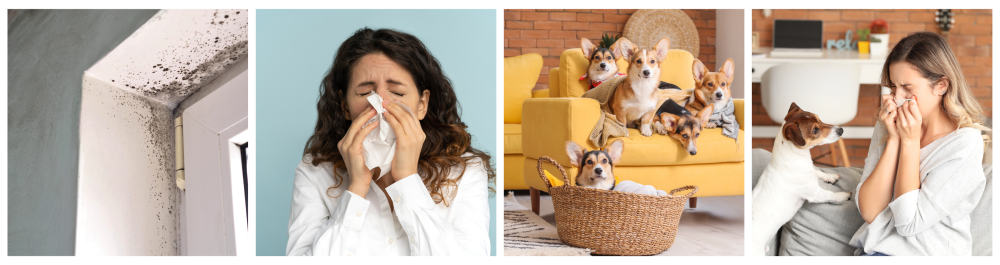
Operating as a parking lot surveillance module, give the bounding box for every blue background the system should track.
[256,9,497,256]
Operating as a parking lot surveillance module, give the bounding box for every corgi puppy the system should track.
[687,59,735,127]
[580,38,625,89]
[751,102,849,256]
[565,139,624,190]
[608,37,671,137]
[653,99,714,155]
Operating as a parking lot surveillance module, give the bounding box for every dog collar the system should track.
[582,72,626,89]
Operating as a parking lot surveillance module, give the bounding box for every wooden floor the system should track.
[512,194,745,256]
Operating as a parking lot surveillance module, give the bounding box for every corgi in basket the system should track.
[565,139,624,190]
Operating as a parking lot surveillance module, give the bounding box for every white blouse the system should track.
[286,154,491,256]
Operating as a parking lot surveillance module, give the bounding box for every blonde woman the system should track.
[851,32,989,256]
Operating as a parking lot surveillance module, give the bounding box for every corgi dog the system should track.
[580,38,625,89]
[751,102,849,256]
[607,37,671,137]
[653,99,714,155]
[686,59,735,128]
[565,139,624,190]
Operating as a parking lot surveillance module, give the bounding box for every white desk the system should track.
[752,47,888,139]
[751,47,887,84]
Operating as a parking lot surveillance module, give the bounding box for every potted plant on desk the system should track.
[857,28,871,54]
[869,19,889,55]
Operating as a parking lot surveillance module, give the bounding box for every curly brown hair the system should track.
[303,27,495,205]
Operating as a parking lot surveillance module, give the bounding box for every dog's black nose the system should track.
[594,168,603,174]
[837,128,844,135]
[642,70,650,76]
[600,63,606,68]
[689,150,697,155]
[715,91,723,98]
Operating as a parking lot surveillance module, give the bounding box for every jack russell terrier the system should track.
[751,102,850,256]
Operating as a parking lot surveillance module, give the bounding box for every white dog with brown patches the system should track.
[751,102,851,256]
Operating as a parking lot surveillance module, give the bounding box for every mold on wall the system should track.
[72,9,248,255]
[87,9,249,109]
[77,73,181,255]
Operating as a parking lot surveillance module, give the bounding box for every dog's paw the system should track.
[820,173,841,184]
[833,192,852,202]
[640,124,653,137]
[705,123,718,129]
[653,122,668,135]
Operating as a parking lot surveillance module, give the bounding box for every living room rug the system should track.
[502,192,591,256]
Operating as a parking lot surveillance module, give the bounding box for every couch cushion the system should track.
[613,128,744,166]
[504,53,543,124]
[972,164,992,256]
[504,124,523,155]
[751,149,865,256]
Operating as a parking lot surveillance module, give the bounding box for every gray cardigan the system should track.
[850,122,986,255]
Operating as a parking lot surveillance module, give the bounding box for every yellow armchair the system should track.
[521,48,744,211]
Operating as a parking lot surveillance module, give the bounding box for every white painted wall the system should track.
[74,9,248,256]
[76,73,181,255]
[717,9,745,99]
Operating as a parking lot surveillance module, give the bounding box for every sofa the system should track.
[504,53,550,190]
[520,48,745,213]
[751,149,992,256]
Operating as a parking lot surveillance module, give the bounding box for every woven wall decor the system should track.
[622,9,700,58]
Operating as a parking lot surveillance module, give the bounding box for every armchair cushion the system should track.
[504,53,543,124]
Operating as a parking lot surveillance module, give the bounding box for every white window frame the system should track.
[181,68,252,256]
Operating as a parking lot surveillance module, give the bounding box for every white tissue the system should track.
[895,99,914,107]
[363,94,397,180]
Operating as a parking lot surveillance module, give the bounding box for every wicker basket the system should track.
[536,156,697,256]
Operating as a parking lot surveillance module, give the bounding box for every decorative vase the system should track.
[869,33,890,55]
[858,41,870,54]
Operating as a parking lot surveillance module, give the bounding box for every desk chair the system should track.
[761,63,861,167]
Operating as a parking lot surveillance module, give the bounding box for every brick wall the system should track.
[505,9,717,91]
[751,9,992,168]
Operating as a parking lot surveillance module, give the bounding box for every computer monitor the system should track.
[773,20,823,49]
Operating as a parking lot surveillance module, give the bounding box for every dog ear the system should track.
[605,139,624,165]
[581,38,596,59]
[613,38,635,60]
[565,141,585,167]
[783,122,807,146]
[692,59,707,82]
[660,113,679,132]
[698,104,714,126]
[720,58,735,82]
[784,102,802,122]
[653,37,671,60]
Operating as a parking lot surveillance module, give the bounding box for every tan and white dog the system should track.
[751,102,850,256]
[565,139,624,190]
[580,38,625,90]
[686,58,735,128]
[608,37,671,137]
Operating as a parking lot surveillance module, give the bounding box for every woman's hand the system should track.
[879,94,899,140]
[382,98,426,181]
[338,106,379,197]
[895,96,922,145]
